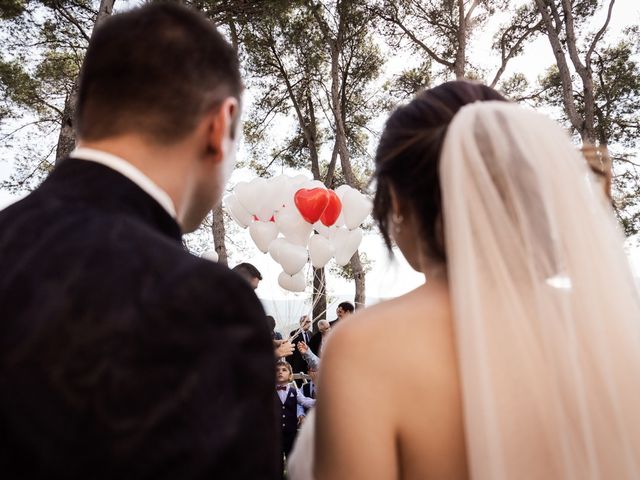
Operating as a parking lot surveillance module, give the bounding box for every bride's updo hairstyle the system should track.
[373,81,507,262]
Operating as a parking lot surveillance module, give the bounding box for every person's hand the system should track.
[297,341,309,355]
[275,340,294,358]
[298,415,305,426]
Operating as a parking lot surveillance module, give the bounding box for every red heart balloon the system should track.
[294,188,330,224]
[320,190,342,226]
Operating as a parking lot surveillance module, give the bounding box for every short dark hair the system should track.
[232,263,263,281]
[76,3,242,144]
[266,315,276,330]
[338,302,354,313]
[373,81,507,262]
[275,360,293,376]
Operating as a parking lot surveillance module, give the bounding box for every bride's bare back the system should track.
[315,279,468,480]
[313,82,640,480]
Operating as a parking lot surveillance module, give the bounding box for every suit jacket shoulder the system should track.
[0,160,279,479]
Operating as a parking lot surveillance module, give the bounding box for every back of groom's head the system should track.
[75,2,242,145]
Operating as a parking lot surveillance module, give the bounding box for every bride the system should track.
[288,80,640,479]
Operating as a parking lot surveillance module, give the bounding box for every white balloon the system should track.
[271,175,293,210]
[224,194,252,229]
[333,227,363,266]
[249,220,279,253]
[291,174,310,185]
[233,181,253,212]
[268,237,287,264]
[342,189,373,230]
[278,241,308,275]
[334,184,352,200]
[313,221,336,239]
[235,177,268,215]
[301,179,327,191]
[282,175,311,208]
[201,250,219,262]
[255,178,283,221]
[308,234,335,268]
[278,271,306,293]
[275,205,313,247]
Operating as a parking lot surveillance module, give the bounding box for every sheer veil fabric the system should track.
[441,101,640,479]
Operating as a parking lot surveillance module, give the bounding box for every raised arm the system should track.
[298,341,320,370]
[296,388,316,410]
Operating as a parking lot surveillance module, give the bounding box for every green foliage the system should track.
[36,50,78,89]
[530,33,640,235]
[0,0,97,193]
[239,1,383,188]
[374,0,536,86]
[613,164,640,237]
[330,252,372,281]
[534,38,640,151]
[0,0,28,19]
[592,40,640,146]
[0,58,42,113]
[499,72,529,99]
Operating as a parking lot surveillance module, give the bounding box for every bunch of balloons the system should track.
[223,175,372,292]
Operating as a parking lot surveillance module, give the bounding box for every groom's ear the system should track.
[205,97,239,162]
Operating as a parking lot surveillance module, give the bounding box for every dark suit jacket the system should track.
[302,381,316,400]
[308,331,324,357]
[0,159,279,479]
[286,329,312,374]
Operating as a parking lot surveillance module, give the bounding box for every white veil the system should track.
[440,101,640,479]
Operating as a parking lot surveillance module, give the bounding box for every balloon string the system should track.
[287,267,331,342]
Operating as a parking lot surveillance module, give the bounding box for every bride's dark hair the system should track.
[373,80,507,261]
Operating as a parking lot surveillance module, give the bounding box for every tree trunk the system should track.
[330,47,358,188]
[208,19,240,266]
[454,0,466,79]
[312,267,327,322]
[212,204,228,266]
[325,2,365,305]
[55,0,116,164]
[534,0,584,134]
[350,250,365,309]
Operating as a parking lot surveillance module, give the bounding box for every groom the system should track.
[0,3,278,479]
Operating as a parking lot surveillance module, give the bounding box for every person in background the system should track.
[0,3,278,479]
[287,315,313,382]
[275,340,295,359]
[308,319,331,356]
[329,301,354,328]
[302,366,318,402]
[267,315,283,341]
[297,341,320,371]
[271,315,294,358]
[232,262,262,289]
[275,361,315,479]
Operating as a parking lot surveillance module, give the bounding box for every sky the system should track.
[1,1,639,332]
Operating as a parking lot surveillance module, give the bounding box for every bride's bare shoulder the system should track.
[326,280,454,367]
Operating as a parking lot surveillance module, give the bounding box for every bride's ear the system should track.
[388,185,406,220]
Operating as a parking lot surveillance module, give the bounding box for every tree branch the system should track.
[586,0,616,68]
[382,12,454,69]
[534,0,583,131]
[490,20,543,88]
[55,5,91,42]
[560,0,588,78]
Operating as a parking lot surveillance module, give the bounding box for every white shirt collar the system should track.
[70,147,177,219]
[277,384,290,402]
